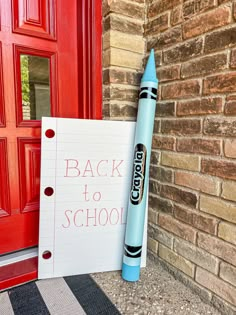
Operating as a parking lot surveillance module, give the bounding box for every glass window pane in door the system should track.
[20,55,50,120]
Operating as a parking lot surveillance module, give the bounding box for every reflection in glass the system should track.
[20,55,50,120]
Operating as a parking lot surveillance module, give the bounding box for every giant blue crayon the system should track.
[122,49,158,282]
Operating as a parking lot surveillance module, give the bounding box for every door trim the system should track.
[1,0,103,290]
[78,0,102,119]
[0,257,38,291]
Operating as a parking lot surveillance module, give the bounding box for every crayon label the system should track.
[139,87,157,100]
[124,244,142,258]
[130,143,146,205]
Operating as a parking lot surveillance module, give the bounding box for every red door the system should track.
[0,0,102,255]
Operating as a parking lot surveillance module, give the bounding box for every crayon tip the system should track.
[141,49,158,83]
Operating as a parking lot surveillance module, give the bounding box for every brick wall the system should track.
[146,1,236,313]
[103,0,236,313]
[102,0,146,119]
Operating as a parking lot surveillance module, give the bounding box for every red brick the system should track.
[201,158,236,180]
[148,26,182,51]
[224,139,236,158]
[218,0,231,3]
[171,5,183,26]
[181,53,227,79]
[177,97,223,116]
[183,0,215,19]
[130,0,145,3]
[156,196,174,215]
[234,1,236,21]
[203,72,236,95]
[110,85,139,102]
[157,65,180,83]
[163,38,203,64]
[162,80,200,100]
[103,69,142,86]
[196,267,236,306]
[183,6,230,39]
[192,212,218,235]
[183,1,195,18]
[145,13,169,35]
[154,52,162,67]
[174,204,193,225]
[226,94,236,101]
[110,103,137,118]
[103,69,124,85]
[175,171,220,195]
[177,138,221,155]
[230,49,236,68]
[198,232,236,266]
[174,204,218,234]
[159,213,197,243]
[150,166,173,183]
[154,119,160,134]
[204,26,236,53]
[224,101,236,115]
[161,119,201,136]
[160,185,198,208]
[176,99,201,116]
[149,195,174,215]
[156,102,175,117]
[204,118,236,137]
[151,151,160,165]
[103,86,110,101]
[148,0,182,17]
[152,135,175,151]
[149,180,161,195]
[103,103,110,118]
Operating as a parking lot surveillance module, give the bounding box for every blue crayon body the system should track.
[122,49,158,282]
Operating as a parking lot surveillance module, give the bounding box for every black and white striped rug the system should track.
[0,275,121,315]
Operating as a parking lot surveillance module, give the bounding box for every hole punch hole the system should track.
[44,187,54,196]
[42,250,52,260]
[45,129,55,138]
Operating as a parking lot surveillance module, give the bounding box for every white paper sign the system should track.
[38,117,147,279]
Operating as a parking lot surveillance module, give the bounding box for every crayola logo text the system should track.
[130,144,147,205]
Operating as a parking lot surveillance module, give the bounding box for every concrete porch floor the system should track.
[0,257,224,314]
[92,258,221,315]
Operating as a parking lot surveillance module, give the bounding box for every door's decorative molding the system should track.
[0,43,5,127]
[78,0,102,119]
[0,139,10,217]
[18,138,41,213]
[14,45,57,127]
[12,0,56,40]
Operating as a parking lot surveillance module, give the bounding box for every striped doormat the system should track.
[0,275,121,315]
